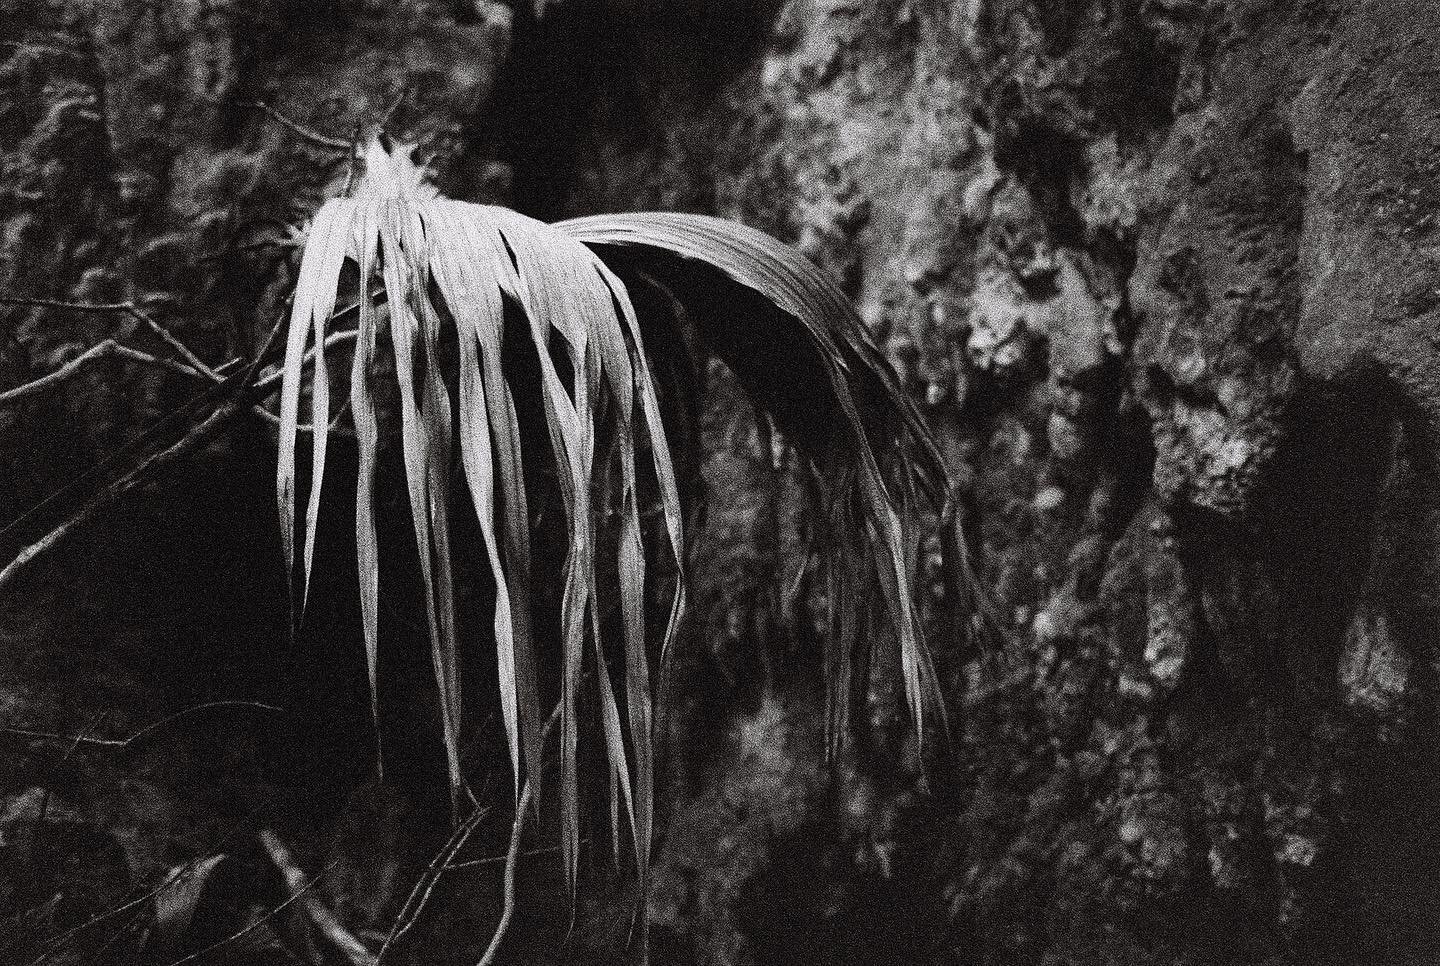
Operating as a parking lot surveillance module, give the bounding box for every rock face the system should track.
[539,3,1440,963]
[4,1,1440,964]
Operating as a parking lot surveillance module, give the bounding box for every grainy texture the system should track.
[3,1,1439,964]
[538,2,1440,963]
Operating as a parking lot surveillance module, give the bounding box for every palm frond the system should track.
[276,140,683,902]
[558,212,952,746]
[276,140,961,933]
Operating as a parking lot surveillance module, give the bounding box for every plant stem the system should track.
[0,386,246,595]
[260,830,376,966]
[0,340,195,406]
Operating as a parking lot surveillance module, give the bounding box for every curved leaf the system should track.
[558,211,949,743]
[276,142,966,960]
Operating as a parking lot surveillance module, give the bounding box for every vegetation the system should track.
[2,135,966,959]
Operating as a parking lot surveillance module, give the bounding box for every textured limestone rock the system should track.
[7,0,1440,963]
[540,0,1440,963]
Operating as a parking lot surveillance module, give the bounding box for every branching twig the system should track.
[375,702,564,966]
[157,861,341,966]
[0,297,215,377]
[0,701,284,756]
[0,387,245,595]
[0,296,361,593]
[374,807,490,964]
[0,340,197,406]
[0,295,361,434]
[259,830,376,966]
[478,699,565,966]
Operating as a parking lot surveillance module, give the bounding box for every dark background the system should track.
[4,1,1440,963]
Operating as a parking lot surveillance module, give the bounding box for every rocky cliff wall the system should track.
[4,2,1439,964]
[541,3,1440,963]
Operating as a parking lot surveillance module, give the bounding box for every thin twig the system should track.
[0,701,284,755]
[259,830,376,966]
[443,842,565,871]
[199,236,301,262]
[252,303,288,368]
[0,340,194,405]
[378,87,407,133]
[341,130,362,198]
[157,861,342,966]
[0,370,251,596]
[252,328,359,393]
[254,100,352,151]
[478,699,565,966]
[19,863,186,965]
[328,395,354,431]
[131,305,217,379]
[374,808,490,964]
[477,775,535,966]
[0,296,135,314]
[166,80,352,154]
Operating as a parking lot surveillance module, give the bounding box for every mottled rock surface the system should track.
[4,1,1440,964]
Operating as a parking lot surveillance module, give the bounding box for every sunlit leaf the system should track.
[559,211,950,745]
[277,139,960,955]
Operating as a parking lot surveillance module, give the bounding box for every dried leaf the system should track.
[278,198,358,617]
[558,212,948,743]
[351,200,383,743]
[151,854,228,947]
[277,141,958,961]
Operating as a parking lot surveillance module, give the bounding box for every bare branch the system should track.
[375,703,563,966]
[0,293,360,434]
[0,376,248,596]
[478,699,565,966]
[254,100,353,151]
[157,860,342,966]
[375,807,490,964]
[259,830,376,966]
[0,295,219,378]
[0,701,284,755]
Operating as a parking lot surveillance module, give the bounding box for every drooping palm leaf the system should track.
[276,139,683,901]
[275,140,958,932]
[559,212,952,747]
